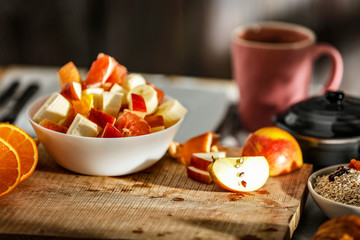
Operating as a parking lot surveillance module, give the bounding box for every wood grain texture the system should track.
[0,145,312,240]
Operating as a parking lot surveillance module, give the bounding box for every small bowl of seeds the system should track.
[308,160,360,218]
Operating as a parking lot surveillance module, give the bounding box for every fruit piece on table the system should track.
[82,54,116,88]
[60,81,82,101]
[39,119,68,134]
[128,84,158,114]
[82,88,104,110]
[57,61,82,88]
[179,132,216,166]
[87,108,116,129]
[349,159,360,170]
[187,166,212,184]
[100,123,123,138]
[32,92,72,125]
[190,152,226,171]
[242,126,303,177]
[115,111,150,137]
[122,73,146,90]
[72,94,94,116]
[129,93,147,113]
[144,115,165,133]
[0,123,38,182]
[66,114,102,137]
[102,91,123,117]
[155,99,187,128]
[0,138,21,199]
[209,156,269,192]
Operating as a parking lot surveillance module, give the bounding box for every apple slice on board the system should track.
[209,157,269,192]
[187,166,212,184]
[190,152,226,171]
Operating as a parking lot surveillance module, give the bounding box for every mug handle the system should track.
[312,43,343,93]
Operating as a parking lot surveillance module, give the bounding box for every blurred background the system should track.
[1,0,360,92]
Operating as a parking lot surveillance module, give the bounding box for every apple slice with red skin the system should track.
[190,152,226,171]
[39,119,68,134]
[100,123,123,138]
[187,166,212,184]
[144,115,165,132]
[129,93,147,112]
[60,81,82,101]
[209,156,269,192]
[87,108,116,129]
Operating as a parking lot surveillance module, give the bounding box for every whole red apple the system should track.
[242,127,303,176]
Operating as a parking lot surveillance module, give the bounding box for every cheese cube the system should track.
[66,114,101,137]
[33,92,72,124]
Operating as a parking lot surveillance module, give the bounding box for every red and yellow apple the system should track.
[60,81,82,101]
[87,108,116,129]
[129,93,147,113]
[187,166,212,184]
[57,61,82,88]
[190,152,226,171]
[209,156,269,192]
[241,127,303,176]
[100,123,123,138]
[39,119,68,134]
[144,115,165,132]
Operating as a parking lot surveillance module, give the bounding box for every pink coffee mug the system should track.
[231,21,343,132]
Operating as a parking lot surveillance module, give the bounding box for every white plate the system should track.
[0,67,230,143]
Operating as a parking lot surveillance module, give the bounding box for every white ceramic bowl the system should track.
[27,95,184,176]
[308,164,360,218]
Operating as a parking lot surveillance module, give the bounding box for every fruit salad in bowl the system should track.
[27,53,187,176]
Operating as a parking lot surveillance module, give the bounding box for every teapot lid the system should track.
[276,91,360,138]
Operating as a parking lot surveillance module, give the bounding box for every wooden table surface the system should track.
[0,66,312,240]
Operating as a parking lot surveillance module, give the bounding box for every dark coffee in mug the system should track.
[239,26,310,44]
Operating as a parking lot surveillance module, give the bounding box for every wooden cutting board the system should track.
[0,145,312,240]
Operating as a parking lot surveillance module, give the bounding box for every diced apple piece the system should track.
[60,81,82,101]
[102,91,123,117]
[155,99,187,128]
[57,61,82,88]
[82,88,104,110]
[144,115,165,132]
[122,73,146,90]
[129,93,147,113]
[209,157,270,192]
[39,119,68,134]
[190,152,226,171]
[187,166,212,184]
[100,123,123,138]
[87,108,116,129]
[33,92,72,125]
[128,84,158,114]
[66,114,102,137]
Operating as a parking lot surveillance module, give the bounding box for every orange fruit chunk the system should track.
[0,138,21,199]
[57,61,82,88]
[73,94,94,116]
[0,123,38,182]
[180,132,216,166]
[83,54,114,88]
[349,159,360,170]
[115,111,151,137]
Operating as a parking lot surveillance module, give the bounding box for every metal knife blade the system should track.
[0,83,40,124]
[0,80,20,107]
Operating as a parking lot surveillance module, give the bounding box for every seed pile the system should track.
[314,168,360,207]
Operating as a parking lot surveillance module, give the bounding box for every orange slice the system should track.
[57,61,82,88]
[180,132,216,166]
[0,123,38,182]
[0,138,21,199]
[83,54,115,88]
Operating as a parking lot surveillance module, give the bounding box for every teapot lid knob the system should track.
[326,91,345,105]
